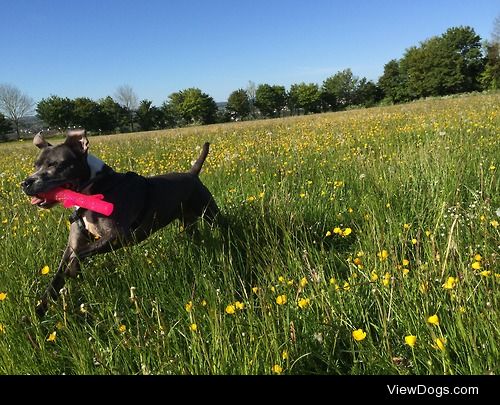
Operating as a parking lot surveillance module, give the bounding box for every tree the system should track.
[0,84,34,139]
[166,88,217,126]
[226,89,250,120]
[378,59,410,103]
[136,99,162,131]
[288,82,321,114]
[36,95,75,130]
[254,84,286,117]
[115,85,138,131]
[0,113,12,141]
[321,69,359,110]
[481,15,500,90]
[98,96,125,133]
[73,97,102,132]
[401,26,484,98]
[246,80,257,117]
[354,78,384,107]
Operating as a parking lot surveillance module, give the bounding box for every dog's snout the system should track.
[21,178,35,192]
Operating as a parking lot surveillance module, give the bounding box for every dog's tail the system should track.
[189,142,210,176]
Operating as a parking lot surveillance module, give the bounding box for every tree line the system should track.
[1,24,499,140]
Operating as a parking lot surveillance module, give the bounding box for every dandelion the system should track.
[118,324,126,333]
[442,276,458,290]
[343,281,350,291]
[201,299,207,307]
[276,295,287,305]
[427,314,439,326]
[473,254,482,262]
[353,257,362,267]
[297,297,310,309]
[402,268,410,276]
[329,277,336,285]
[47,331,57,342]
[411,238,417,245]
[272,364,283,374]
[190,323,198,332]
[41,265,50,275]
[370,271,378,282]
[425,230,432,237]
[225,304,236,314]
[0,292,7,301]
[333,227,342,234]
[480,270,491,277]
[402,259,410,266]
[325,230,332,237]
[377,250,389,260]
[434,337,446,351]
[471,261,481,270]
[299,277,308,288]
[185,301,193,312]
[403,223,411,230]
[247,196,255,202]
[491,220,499,228]
[352,329,367,341]
[282,350,288,360]
[278,276,285,283]
[235,301,245,310]
[252,287,259,294]
[405,335,417,347]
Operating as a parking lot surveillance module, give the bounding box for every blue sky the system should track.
[1,0,498,105]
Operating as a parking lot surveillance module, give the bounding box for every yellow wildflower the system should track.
[411,238,417,245]
[252,287,259,294]
[342,227,352,237]
[118,324,126,333]
[377,250,389,260]
[382,272,391,287]
[297,297,310,309]
[352,329,367,341]
[471,261,481,270]
[299,277,308,288]
[47,331,57,342]
[402,259,409,266]
[278,276,285,283]
[276,295,287,305]
[491,220,499,228]
[190,323,197,332]
[427,314,439,326]
[185,301,193,312]
[235,301,245,310]
[225,304,236,315]
[402,268,410,276]
[329,277,336,285]
[343,281,350,291]
[272,364,283,374]
[333,227,342,234]
[442,276,458,290]
[404,335,417,347]
[403,223,410,230]
[434,337,446,351]
[325,230,332,237]
[473,254,482,262]
[282,350,288,360]
[41,265,50,275]
[0,292,7,301]
[480,270,491,277]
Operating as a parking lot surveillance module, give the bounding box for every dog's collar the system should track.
[78,154,109,193]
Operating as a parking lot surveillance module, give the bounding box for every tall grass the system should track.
[0,93,498,374]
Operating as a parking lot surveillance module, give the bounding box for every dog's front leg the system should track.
[35,222,89,318]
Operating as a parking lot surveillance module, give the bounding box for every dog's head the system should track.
[22,129,91,208]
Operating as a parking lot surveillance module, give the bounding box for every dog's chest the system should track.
[82,212,103,238]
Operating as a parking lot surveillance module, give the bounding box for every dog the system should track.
[22,129,219,317]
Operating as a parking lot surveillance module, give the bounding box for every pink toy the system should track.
[36,187,114,216]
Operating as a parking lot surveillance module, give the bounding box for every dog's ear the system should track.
[33,132,51,149]
[65,129,89,155]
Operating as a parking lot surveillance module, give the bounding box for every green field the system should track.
[0,92,498,374]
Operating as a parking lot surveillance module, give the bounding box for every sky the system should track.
[1,0,498,105]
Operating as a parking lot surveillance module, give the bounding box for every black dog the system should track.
[22,129,219,317]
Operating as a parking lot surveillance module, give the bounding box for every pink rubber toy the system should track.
[38,187,114,216]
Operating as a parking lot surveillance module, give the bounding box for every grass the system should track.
[0,92,498,375]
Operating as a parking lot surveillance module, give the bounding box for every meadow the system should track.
[0,92,498,375]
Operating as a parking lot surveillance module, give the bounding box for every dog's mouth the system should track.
[30,183,77,209]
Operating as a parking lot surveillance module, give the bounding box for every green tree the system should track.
[0,113,12,140]
[288,82,321,114]
[166,88,217,126]
[36,95,75,130]
[254,84,286,117]
[481,16,500,90]
[321,69,359,110]
[226,89,250,120]
[402,26,484,98]
[73,97,102,132]
[378,59,410,103]
[97,96,124,133]
[136,99,162,131]
[354,78,384,107]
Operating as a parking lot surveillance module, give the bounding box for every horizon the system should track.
[1,0,498,105]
